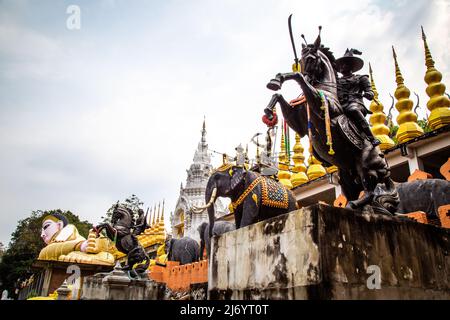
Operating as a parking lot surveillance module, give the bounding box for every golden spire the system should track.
[278,129,293,189]
[421,27,450,129]
[155,200,165,235]
[156,202,161,222]
[392,46,423,143]
[151,204,156,226]
[160,200,165,224]
[290,133,309,187]
[369,63,395,150]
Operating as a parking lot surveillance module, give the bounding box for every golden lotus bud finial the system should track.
[290,133,309,187]
[151,204,156,226]
[277,128,293,189]
[368,63,395,150]
[392,46,423,143]
[161,199,165,222]
[421,26,450,129]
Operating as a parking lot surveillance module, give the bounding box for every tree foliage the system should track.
[0,209,92,298]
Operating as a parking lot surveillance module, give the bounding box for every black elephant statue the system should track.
[197,221,235,259]
[165,236,200,265]
[395,179,450,218]
[192,164,299,238]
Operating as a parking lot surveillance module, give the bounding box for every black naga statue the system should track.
[264,26,399,215]
[94,204,150,278]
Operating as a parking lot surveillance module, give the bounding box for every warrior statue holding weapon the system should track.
[336,48,380,147]
[263,17,399,214]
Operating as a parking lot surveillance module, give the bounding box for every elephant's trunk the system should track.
[191,187,217,213]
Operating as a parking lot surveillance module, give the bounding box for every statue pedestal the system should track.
[56,281,71,300]
[209,204,450,299]
[102,263,131,300]
[81,263,166,300]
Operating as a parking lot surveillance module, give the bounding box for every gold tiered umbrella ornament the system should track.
[392,46,424,143]
[369,63,395,150]
[421,26,450,130]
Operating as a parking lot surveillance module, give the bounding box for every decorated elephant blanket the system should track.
[230,176,290,212]
[260,177,289,209]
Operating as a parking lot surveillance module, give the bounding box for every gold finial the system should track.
[306,148,326,181]
[422,26,435,69]
[290,133,309,187]
[421,26,450,129]
[278,129,293,189]
[368,63,395,150]
[157,202,161,222]
[392,46,423,143]
[392,46,404,85]
[151,204,156,226]
[160,199,165,222]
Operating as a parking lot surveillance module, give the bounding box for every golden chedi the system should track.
[392,46,424,143]
[307,154,327,180]
[421,27,450,130]
[38,212,115,266]
[290,133,309,187]
[369,63,395,150]
[278,130,293,189]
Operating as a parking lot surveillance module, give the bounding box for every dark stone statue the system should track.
[165,236,200,265]
[94,205,150,278]
[197,221,235,259]
[336,48,379,147]
[395,179,450,218]
[264,27,398,215]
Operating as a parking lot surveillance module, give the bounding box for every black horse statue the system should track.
[94,204,150,278]
[264,29,398,215]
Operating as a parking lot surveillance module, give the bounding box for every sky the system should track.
[0,0,448,246]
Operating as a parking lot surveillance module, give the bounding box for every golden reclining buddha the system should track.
[38,212,115,265]
[37,212,167,266]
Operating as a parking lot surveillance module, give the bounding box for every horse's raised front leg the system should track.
[267,72,302,91]
[94,223,116,241]
[264,93,309,138]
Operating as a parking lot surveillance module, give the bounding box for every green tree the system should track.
[417,118,432,133]
[0,209,92,298]
[0,242,5,260]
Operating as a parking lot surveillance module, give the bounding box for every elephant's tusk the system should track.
[191,188,217,212]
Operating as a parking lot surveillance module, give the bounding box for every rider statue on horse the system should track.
[336,48,380,147]
[263,23,399,215]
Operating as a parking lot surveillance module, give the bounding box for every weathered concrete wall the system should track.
[209,204,450,299]
[80,265,166,300]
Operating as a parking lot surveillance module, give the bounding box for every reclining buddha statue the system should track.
[38,212,115,266]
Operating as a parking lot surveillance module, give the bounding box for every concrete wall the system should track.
[80,267,166,300]
[209,204,450,299]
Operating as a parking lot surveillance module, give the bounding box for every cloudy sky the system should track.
[0,0,448,246]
